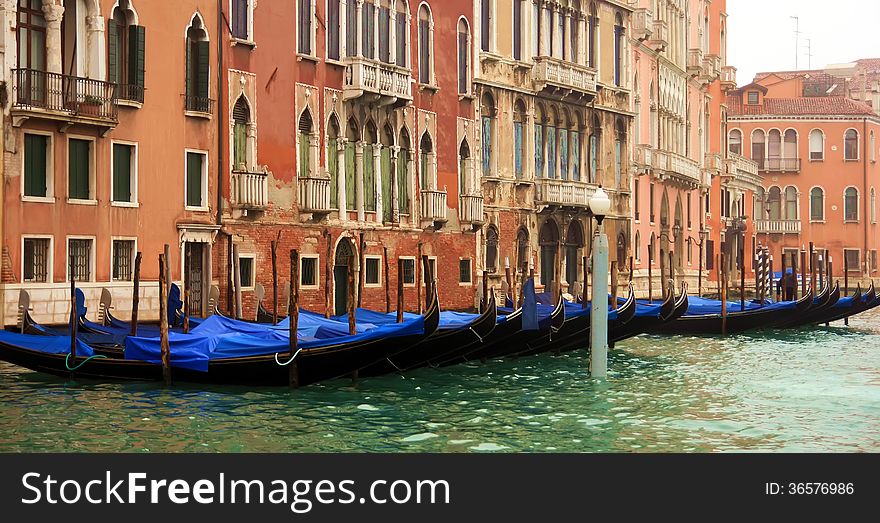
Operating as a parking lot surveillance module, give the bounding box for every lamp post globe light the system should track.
[589,186,611,378]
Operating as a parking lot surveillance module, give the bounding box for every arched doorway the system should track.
[539,220,559,290]
[334,237,356,315]
[565,221,584,289]
[617,232,627,271]
[674,195,683,270]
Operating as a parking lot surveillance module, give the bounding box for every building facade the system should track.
[729,72,880,285]
[218,0,481,319]
[0,0,221,325]
[473,0,634,303]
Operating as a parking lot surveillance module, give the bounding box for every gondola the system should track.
[514,284,638,357]
[772,282,840,329]
[655,285,816,335]
[0,290,441,387]
[358,288,497,376]
[606,282,682,344]
[801,282,877,326]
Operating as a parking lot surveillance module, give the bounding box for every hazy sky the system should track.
[727,0,880,86]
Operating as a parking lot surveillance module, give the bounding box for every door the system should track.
[334,238,355,316]
[185,242,204,316]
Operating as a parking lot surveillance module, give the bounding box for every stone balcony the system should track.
[298,176,332,215]
[11,68,118,134]
[720,65,737,91]
[632,8,653,41]
[343,56,412,106]
[687,48,704,77]
[756,157,801,173]
[704,152,724,175]
[703,54,722,80]
[724,154,763,192]
[647,19,669,51]
[231,170,269,210]
[420,189,448,225]
[651,150,702,188]
[755,219,802,235]
[534,178,598,210]
[531,56,597,100]
[459,194,485,226]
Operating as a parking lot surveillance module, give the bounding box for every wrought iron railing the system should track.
[117,83,145,104]
[13,68,117,121]
[185,95,214,114]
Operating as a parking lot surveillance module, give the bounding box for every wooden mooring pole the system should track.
[348,254,357,335]
[271,240,278,325]
[69,257,77,379]
[158,253,171,386]
[384,247,391,313]
[130,252,142,337]
[396,258,405,323]
[289,249,300,388]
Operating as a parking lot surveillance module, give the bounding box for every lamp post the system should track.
[688,227,709,298]
[589,186,612,379]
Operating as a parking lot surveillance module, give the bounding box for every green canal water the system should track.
[1,310,878,453]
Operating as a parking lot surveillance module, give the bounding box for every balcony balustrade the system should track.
[299,176,331,215]
[343,56,412,105]
[459,194,485,225]
[632,8,654,41]
[12,68,117,129]
[647,19,669,51]
[755,219,802,234]
[687,48,704,77]
[703,53,722,79]
[420,189,448,224]
[231,170,269,210]
[531,56,598,99]
[755,157,801,172]
[720,65,737,91]
[535,178,598,209]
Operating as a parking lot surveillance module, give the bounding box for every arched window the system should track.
[485,225,499,273]
[395,1,408,67]
[588,2,598,68]
[516,227,530,273]
[418,4,433,84]
[547,107,558,178]
[327,0,341,60]
[649,232,656,264]
[810,187,824,221]
[297,0,314,55]
[751,129,765,168]
[458,18,471,95]
[845,129,859,160]
[363,121,378,212]
[109,1,145,103]
[767,129,782,170]
[378,0,392,63]
[232,96,251,170]
[809,129,824,161]
[844,187,859,221]
[768,186,781,220]
[589,114,601,183]
[535,105,545,178]
[346,0,358,57]
[565,221,584,288]
[783,129,797,162]
[459,138,472,195]
[328,116,340,208]
[481,92,495,178]
[784,186,797,220]
[559,112,569,180]
[615,118,626,188]
[345,118,359,206]
[728,129,742,155]
[381,124,394,222]
[480,0,492,52]
[185,15,210,113]
[614,13,624,86]
[754,187,765,220]
[635,231,641,262]
[419,131,434,189]
[571,112,582,181]
[871,131,876,162]
[398,128,411,214]
[871,187,877,223]
[298,109,314,178]
[513,100,526,179]
[539,220,559,288]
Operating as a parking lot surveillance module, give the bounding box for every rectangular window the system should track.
[422,257,437,285]
[68,238,93,282]
[513,0,522,60]
[186,151,206,209]
[844,249,860,272]
[396,10,407,67]
[112,239,135,281]
[68,138,91,200]
[418,17,429,83]
[378,6,390,63]
[232,0,250,40]
[238,255,254,288]
[298,0,312,55]
[327,0,340,60]
[459,258,472,284]
[534,124,543,178]
[634,181,640,221]
[346,0,358,57]
[185,39,210,112]
[112,143,135,203]
[23,237,49,283]
[401,257,416,286]
[649,182,655,222]
[458,28,468,94]
[481,0,490,52]
[570,131,580,181]
[706,239,715,270]
[301,256,318,288]
[365,256,381,286]
[514,121,523,178]
[547,128,556,178]
[782,248,799,272]
[747,91,759,104]
[362,3,375,59]
[24,133,49,198]
[872,250,878,273]
[687,193,692,228]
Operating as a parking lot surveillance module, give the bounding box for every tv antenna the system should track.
[805,38,813,69]
[790,16,800,69]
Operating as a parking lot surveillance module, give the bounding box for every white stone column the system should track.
[43,3,64,74]
[85,14,106,80]
[337,138,348,215]
[391,146,400,223]
[374,143,383,222]
[355,142,365,221]
[356,0,364,58]
[541,5,550,56]
[340,0,348,57]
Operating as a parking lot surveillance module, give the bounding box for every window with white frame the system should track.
[112,142,137,204]
[185,150,208,209]
[112,239,135,281]
[872,187,877,223]
[68,137,94,201]
[844,129,859,160]
[364,256,381,286]
[421,256,437,285]
[844,187,859,221]
[400,257,416,286]
[418,4,433,84]
[327,0,341,60]
[231,0,253,41]
[844,249,860,272]
[239,254,255,289]
[22,236,50,283]
[23,133,51,199]
[297,0,314,56]
[459,258,472,284]
[728,129,742,155]
[480,0,492,52]
[457,18,471,95]
[67,238,94,282]
[810,187,824,221]
[809,129,824,160]
[301,255,319,288]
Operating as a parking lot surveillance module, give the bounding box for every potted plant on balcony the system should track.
[77,95,103,117]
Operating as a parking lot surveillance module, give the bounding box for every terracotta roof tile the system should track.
[727,95,875,117]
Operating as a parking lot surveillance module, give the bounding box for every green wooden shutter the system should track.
[398,149,409,214]
[108,21,119,84]
[129,25,146,89]
[197,40,210,99]
[186,152,203,207]
[112,144,132,202]
[420,151,427,188]
[298,133,310,177]
[364,144,375,211]
[234,123,248,169]
[24,134,47,197]
[68,139,90,200]
[381,147,391,221]
[185,39,193,98]
[328,138,338,208]
[345,143,356,206]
